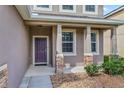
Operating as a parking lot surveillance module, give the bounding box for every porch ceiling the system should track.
[24,20,114,30]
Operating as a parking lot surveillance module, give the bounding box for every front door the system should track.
[34,37,48,65]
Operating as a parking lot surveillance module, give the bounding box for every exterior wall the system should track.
[104,10,124,57]
[63,28,84,66]
[29,26,53,66]
[33,5,103,17]
[63,28,103,66]
[29,26,103,66]
[93,30,104,64]
[0,5,29,87]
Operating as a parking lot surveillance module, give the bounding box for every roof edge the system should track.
[104,5,124,18]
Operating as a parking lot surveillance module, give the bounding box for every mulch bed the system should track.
[50,73,124,88]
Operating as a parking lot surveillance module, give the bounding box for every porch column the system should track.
[110,26,118,61]
[84,25,93,65]
[55,24,64,74]
[56,24,62,54]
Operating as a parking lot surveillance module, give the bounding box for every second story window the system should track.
[83,5,98,14]
[60,5,76,13]
[33,5,52,11]
[63,5,73,10]
[36,5,49,8]
[85,5,95,12]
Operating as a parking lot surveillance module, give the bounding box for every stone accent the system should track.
[84,55,93,65]
[0,64,8,88]
[55,53,64,74]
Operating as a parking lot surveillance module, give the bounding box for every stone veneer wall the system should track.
[84,55,93,65]
[0,64,8,88]
[55,54,64,74]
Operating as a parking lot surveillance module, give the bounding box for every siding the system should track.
[0,5,29,87]
[33,5,103,17]
[104,10,124,57]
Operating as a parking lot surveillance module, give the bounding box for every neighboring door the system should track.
[33,37,48,65]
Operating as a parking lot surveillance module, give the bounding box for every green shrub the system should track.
[102,60,120,75]
[118,61,124,75]
[104,55,110,62]
[84,64,100,76]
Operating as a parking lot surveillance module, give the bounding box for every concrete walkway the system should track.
[20,75,53,88]
[19,65,54,88]
[19,65,85,88]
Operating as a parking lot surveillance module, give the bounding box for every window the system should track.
[86,5,95,12]
[33,5,52,11]
[62,29,76,56]
[91,32,97,52]
[36,5,49,8]
[83,5,98,14]
[63,5,73,10]
[60,5,76,13]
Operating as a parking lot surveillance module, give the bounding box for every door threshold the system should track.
[35,64,47,66]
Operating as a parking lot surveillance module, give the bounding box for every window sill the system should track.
[84,52,99,56]
[92,52,99,55]
[60,10,76,13]
[63,53,77,56]
[83,11,98,15]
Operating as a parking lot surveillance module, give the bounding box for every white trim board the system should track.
[32,36,49,66]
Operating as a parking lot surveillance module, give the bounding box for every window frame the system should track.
[59,5,76,13]
[33,5,52,11]
[62,29,76,56]
[83,5,98,15]
[91,30,99,55]
[84,30,99,55]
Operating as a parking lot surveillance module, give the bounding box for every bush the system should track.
[104,55,110,62]
[102,61,120,75]
[84,56,124,76]
[118,61,124,75]
[84,64,100,76]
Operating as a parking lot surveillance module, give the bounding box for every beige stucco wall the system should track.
[34,5,103,17]
[29,26,104,66]
[0,5,29,87]
[104,10,124,57]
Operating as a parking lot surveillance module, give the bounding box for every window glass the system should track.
[62,5,74,10]
[62,32,73,53]
[85,5,95,12]
[91,32,97,52]
[37,5,49,8]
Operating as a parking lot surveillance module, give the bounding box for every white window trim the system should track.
[62,29,76,56]
[59,5,76,13]
[33,5,52,11]
[84,30,99,55]
[91,30,99,55]
[83,5,98,15]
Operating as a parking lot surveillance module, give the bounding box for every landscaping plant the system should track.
[102,56,124,75]
[102,60,120,75]
[84,64,100,76]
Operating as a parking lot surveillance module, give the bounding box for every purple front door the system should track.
[35,37,47,64]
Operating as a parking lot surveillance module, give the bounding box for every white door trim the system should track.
[32,36,49,66]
